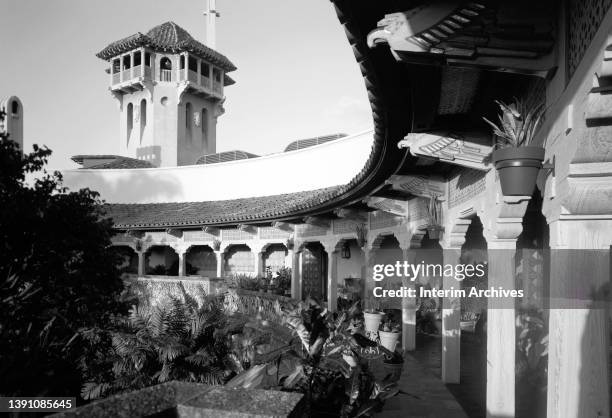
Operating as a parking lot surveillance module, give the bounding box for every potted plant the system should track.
[363,296,385,340]
[382,350,404,383]
[483,99,545,196]
[378,318,401,352]
[425,195,444,240]
[212,238,221,251]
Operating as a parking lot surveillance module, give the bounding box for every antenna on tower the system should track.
[204,0,220,49]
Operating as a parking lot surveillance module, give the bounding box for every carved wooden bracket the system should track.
[303,216,331,228]
[387,174,446,199]
[398,131,492,170]
[367,1,556,78]
[237,224,257,234]
[334,208,367,223]
[273,221,295,232]
[165,228,183,238]
[202,226,220,236]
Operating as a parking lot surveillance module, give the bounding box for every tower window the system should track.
[213,68,221,82]
[188,56,198,72]
[112,59,120,74]
[200,62,210,77]
[11,101,19,115]
[127,103,134,144]
[122,55,131,70]
[133,51,141,67]
[140,99,147,143]
[185,102,192,142]
[145,52,152,66]
[160,58,172,81]
[179,56,185,70]
[201,108,208,146]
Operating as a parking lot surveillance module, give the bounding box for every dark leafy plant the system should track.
[227,298,404,417]
[0,116,128,398]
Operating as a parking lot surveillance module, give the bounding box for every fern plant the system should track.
[80,295,234,400]
[483,99,544,148]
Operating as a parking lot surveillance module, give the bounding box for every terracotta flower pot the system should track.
[378,330,400,352]
[492,146,545,196]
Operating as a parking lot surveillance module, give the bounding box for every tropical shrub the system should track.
[80,295,237,400]
[0,114,128,397]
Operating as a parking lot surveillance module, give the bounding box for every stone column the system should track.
[290,249,301,300]
[486,239,517,417]
[214,250,224,278]
[400,245,417,352]
[254,251,264,277]
[440,219,470,384]
[362,246,374,309]
[546,219,611,418]
[323,241,338,312]
[137,251,145,277]
[177,248,187,277]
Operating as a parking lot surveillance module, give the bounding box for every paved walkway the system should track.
[375,354,469,418]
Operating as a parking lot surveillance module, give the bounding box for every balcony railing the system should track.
[111,65,151,87]
[188,70,198,83]
[160,69,172,82]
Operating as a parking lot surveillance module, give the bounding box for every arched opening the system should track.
[145,246,179,276]
[301,242,328,302]
[126,103,133,144]
[263,243,288,274]
[371,235,403,329]
[111,245,138,275]
[185,102,192,142]
[11,100,19,115]
[224,244,254,276]
[336,238,364,304]
[186,245,217,277]
[140,99,147,142]
[160,57,172,82]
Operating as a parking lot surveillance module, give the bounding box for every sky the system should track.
[0,0,373,170]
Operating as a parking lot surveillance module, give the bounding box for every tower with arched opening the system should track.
[96,21,236,167]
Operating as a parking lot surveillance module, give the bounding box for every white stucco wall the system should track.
[62,130,373,203]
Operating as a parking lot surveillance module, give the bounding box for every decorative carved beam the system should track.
[386,174,446,199]
[367,1,556,78]
[334,208,368,223]
[398,131,492,170]
[303,216,331,228]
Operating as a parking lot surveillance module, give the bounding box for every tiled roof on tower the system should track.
[96,21,236,72]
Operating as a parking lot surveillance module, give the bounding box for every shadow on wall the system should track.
[61,168,184,203]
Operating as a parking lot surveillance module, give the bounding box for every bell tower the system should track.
[96,19,236,167]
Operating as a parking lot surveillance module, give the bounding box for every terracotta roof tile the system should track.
[105,186,341,228]
[97,21,236,72]
[72,155,154,169]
